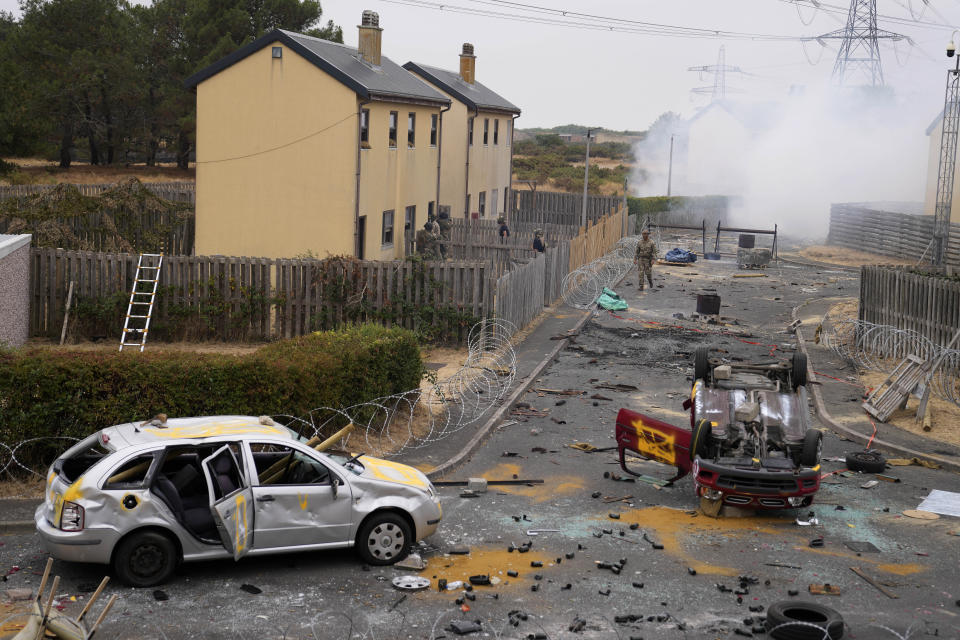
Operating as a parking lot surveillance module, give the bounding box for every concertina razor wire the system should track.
[819,315,960,407]
[561,236,641,309]
[0,318,518,485]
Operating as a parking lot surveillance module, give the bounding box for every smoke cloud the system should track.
[631,87,932,240]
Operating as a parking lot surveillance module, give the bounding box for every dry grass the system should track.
[27,337,263,356]
[1,157,195,185]
[0,477,44,499]
[788,245,912,268]
[861,370,960,448]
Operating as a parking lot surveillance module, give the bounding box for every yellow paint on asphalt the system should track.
[480,463,585,503]
[615,506,794,576]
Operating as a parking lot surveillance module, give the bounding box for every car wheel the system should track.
[357,512,411,566]
[694,346,711,381]
[791,352,808,389]
[765,600,844,640]
[800,429,822,467]
[845,449,886,473]
[113,530,179,587]
[690,418,712,461]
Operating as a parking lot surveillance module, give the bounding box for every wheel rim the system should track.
[367,523,405,560]
[129,542,167,579]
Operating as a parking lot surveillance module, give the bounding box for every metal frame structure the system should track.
[933,53,960,265]
[817,0,905,87]
[689,46,744,101]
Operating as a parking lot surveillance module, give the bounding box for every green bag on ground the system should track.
[596,287,628,311]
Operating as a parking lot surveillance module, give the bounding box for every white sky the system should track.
[3,0,960,130]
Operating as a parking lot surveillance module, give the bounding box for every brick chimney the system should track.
[358,10,382,66]
[459,43,476,84]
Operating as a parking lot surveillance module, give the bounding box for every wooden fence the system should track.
[828,203,960,266]
[30,249,489,342]
[511,190,621,227]
[0,182,195,203]
[570,208,627,271]
[859,265,960,349]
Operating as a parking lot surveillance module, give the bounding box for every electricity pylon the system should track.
[816,0,906,87]
[689,46,744,101]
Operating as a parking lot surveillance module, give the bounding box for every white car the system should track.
[36,416,442,587]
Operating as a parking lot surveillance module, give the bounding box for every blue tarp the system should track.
[664,248,698,263]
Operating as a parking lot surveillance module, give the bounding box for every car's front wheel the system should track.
[357,512,411,565]
[112,530,179,587]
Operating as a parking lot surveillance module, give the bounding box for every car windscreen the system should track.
[54,432,114,483]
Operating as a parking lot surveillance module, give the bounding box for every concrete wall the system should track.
[0,234,31,348]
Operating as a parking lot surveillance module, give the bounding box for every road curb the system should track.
[792,308,960,474]
[426,309,593,480]
[0,520,35,535]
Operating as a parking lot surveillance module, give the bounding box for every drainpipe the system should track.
[354,99,371,258]
[464,106,478,259]
[436,102,451,221]
[508,112,520,223]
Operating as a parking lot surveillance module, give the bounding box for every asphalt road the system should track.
[2,256,959,640]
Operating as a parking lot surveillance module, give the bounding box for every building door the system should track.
[404,206,416,257]
[357,216,366,259]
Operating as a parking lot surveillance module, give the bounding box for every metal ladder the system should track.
[119,253,163,352]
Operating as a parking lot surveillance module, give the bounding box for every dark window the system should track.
[360,109,370,147]
[494,119,499,145]
[468,117,474,146]
[503,187,509,213]
[389,111,398,148]
[506,120,512,147]
[478,191,486,217]
[483,118,489,145]
[104,453,156,489]
[382,210,394,245]
[428,201,435,219]
[250,444,332,486]
[407,112,416,147]
[430,114,438,146]
[405,205,416,231]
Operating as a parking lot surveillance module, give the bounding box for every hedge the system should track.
[626,195,730,218]
[0,324,423,473]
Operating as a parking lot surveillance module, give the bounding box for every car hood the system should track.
[356,455,431,491]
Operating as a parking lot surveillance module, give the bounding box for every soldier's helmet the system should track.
[424,221,433,230]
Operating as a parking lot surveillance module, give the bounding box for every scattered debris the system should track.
[808,584,842,596]
[447,619,482,635]
[917,489,960,518]
[388,594,407,611]
[448,545,471,554]
[795,517,819,526]
[240,584,262,594]
[396,553,425,570]
[534,388,584,396]
[526,529,560,536]
[850,566,897,599]
[845,541,880,553]
[887,457,941,469]
[902,509,940,520]
[152,590,168,601]
[861,480,879,489]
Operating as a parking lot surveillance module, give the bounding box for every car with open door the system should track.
[616,347,822,511]
[36,415,442,586]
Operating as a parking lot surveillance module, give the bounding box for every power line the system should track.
[377,0,808,41]
[774,0,954,30]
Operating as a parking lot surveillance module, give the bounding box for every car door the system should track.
[201,445,254,560]
[246,442,353,549]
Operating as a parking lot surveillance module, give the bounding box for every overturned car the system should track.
[616,347,822,510]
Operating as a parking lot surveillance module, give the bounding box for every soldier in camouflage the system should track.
[634,229,657,290]
[416,222,441,260]
[436,210,451,259]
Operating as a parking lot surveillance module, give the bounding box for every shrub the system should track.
[0,324,423,472]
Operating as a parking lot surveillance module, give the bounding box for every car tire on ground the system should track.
[845,449,886,473]
[112,530,179,587]
[690,418,712,461]
[765,600,844,640]
[357,512,412,566]
[800,429,822,467]
[694,347,711,381]
[791,351,808,389]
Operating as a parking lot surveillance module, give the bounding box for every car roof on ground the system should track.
[102,416,296,449]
